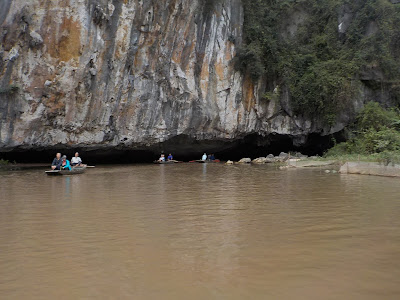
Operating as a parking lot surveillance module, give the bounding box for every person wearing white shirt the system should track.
[202,153,207,161]
[71,152,83,166]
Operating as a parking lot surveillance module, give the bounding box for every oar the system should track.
[86,166,95,168]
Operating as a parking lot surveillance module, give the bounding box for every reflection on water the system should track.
[1,164,400,299]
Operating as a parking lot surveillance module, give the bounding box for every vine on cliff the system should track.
[237,0,400,124]
[326,102,400,163]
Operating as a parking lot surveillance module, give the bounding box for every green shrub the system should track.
[234,43,264,81]
[0,159,9,165]
[356,102,399,131]
[325,102,400,162]
[238,0,400,123]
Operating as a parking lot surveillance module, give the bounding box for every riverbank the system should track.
[282,156,400,178]
[231,152,400,178]
[339,161,400,177]
[3,154,400,179]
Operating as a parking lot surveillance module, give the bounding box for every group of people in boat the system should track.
[202,153,216,161]
[51,152,84,170]
[157,152,217,162]
[158,153,174,162]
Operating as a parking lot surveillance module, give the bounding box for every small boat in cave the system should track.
[153,160,181,164]
[190,159,221,163]
[45,166,86,176]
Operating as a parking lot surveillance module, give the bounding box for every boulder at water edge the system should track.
[252,157,267,164]
[279,152,289,159]
[238,158,252,163]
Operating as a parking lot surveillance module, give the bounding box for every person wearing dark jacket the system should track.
[51,153,62,170]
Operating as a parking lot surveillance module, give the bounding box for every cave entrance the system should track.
[0,132,344,164]
[214,132,343,161]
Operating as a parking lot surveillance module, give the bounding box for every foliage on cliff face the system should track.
[326,102,400,160]
[237,0,400,123]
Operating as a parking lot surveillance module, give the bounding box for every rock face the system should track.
[0,0,395,157]
[238,158,251,163]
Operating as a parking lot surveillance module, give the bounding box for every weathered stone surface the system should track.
[338,4,353,34]
[292,152,307,159]
[29,31,43,48]
[279,152,288,157]
[252,157,267,164]
[0,0,390,156]
[238,158,251,163]
[253,156,276,163]
[276,152,289,162]
[288,160,337,168]
[340,162,400,177]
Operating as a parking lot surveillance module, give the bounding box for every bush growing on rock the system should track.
[325,102,400,163]
[237,0,400,124]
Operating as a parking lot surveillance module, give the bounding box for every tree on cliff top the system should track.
[236,0,400,124]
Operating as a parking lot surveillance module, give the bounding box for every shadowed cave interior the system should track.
[0,132,345,164]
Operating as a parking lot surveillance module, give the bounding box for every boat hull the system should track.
[45,167,86,176]
[192,160,220,163]
[153,160,179,164]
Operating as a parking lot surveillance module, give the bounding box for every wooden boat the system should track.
[45,166,86,176]
[153,160,180,164]
[191,159,221,163]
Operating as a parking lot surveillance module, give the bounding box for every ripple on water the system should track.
[1,164,400,299]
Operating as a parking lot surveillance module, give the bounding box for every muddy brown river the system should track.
[1,164,400,299]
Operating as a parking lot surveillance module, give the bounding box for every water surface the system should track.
[1,164,400,299]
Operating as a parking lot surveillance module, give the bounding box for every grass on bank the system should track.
[324,102,400,164]
[0,159,9,166]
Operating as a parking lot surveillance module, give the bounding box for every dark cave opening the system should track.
[0,132,345,164]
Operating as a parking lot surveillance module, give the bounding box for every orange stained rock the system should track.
[215,59,224,80]
[114,26,129,60]
[242,74,255,112]
[44,93,66,115]
[46,16,81,62]
[200,59,210,94]
[28,65,56,97]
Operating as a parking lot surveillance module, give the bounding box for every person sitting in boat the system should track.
[61,155,71,170]
[167,153,173,161]
[51,153,63,170]
[202,153,207,161]
[71,152,83,166]
[158,154,166,162]
[210,154,215,161]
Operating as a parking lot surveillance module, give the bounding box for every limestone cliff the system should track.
[0,0,393,158]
